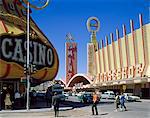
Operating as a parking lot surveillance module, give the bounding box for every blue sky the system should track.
[31,0,149,80]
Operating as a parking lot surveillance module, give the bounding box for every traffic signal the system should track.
[24,64,27,74]
[31,64,37,74]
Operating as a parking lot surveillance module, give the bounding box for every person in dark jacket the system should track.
[46,87,52,107]
[115,93,120,111]
[52,92,60,117]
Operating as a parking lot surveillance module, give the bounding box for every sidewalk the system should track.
[0,106,73,113]
[0,101,150,118]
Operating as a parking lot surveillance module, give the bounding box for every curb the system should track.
[0,107,74,113]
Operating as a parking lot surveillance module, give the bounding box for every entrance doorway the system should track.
[0,81,16,110]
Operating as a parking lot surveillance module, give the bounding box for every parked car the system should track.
[63,92,69,99]
[36,91,46,100]
[72,92,76,96]
[123,93,140,102]
[78,92,93,103]
[101,91,115,99]
[76,92,85,97]
[58,94,66,101]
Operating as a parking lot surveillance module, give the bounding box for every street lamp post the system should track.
[23,0,50,110]
[26,1,30,111]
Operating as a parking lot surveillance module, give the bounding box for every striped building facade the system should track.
[94,14,150,98]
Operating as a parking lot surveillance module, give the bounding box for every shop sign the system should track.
[100,64,145,81]
[0,33,54,69]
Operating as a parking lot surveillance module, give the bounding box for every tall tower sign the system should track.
[65,33,77,84]
[87,17,100,77]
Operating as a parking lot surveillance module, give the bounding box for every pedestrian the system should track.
[120,92,127,111]
[52,92,60,117]
[92,91,99,115]
[32,89,37,105]
[46,87,52,107]
[115,93,120,111]
[14,90,21,109]
[4,91,12,110]
[1,87,7,109]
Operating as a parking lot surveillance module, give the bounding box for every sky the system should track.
[31,0,149,81]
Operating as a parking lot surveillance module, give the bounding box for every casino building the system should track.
[0,0,59,109]
[65,15,150,98]
[93,14,150,98]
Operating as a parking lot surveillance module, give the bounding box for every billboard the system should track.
[0,0,59,83]
[65,42,77,84]
[0,33,59,82]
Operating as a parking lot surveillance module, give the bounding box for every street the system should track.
[0,98,150,118]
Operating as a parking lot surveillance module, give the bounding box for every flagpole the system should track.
[26,1,30,111]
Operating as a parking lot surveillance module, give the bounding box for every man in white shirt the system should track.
[14,90,21,109]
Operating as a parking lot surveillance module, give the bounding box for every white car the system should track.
[123,93,140,102]
[63,92,69,99]
[101,91,115,99]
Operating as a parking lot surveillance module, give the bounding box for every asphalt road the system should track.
[0,98,150,118]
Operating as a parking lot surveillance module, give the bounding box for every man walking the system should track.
[46,87,52,107]
[120,93,127,111]
[115,93,120,111]
[92,91,99,115]
[52,92,60,117]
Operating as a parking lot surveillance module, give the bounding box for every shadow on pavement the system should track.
[57,115,69,117]
[10,97,115,110]
[100,113,109,115]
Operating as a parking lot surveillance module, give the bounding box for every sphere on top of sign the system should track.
[87,17,100,33]
[22,0,50,10]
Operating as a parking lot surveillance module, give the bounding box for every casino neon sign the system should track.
[0,33,54,68]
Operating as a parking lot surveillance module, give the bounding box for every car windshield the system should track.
[110,93,115,95]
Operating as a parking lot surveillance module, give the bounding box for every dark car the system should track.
[36,91,46,100]
[78,92,93,103]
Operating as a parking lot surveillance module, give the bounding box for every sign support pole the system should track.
[26,2,30,111]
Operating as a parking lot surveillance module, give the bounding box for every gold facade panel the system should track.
[135,29,145,64]
[108,44,115,70]
[143,24,150,76]
[96,51,100,73]
[99,49,104,73]
[120,37,127,67]
[143,24,150,64]
[114,41,120,69]
[104,46,109,72]
[98,50,101,73]
[127,33,135,66]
